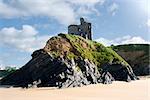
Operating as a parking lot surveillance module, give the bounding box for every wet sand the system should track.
[0,78,149,100]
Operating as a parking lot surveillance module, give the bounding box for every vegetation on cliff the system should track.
[0,67,17,78]
[44,33,129,70]
[0,34,137,88]
[111,44,150,76]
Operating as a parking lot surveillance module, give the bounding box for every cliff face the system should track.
[0,34,138,88]
[112,44,150,76]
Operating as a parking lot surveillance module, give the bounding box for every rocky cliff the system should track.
[0,34,138,88]
[112,44,150,76]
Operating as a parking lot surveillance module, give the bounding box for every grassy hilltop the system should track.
[44,33,129,70]
[111,44,150,76]
[0,34,137,88]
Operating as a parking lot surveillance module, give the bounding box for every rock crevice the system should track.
[0,34,138,88]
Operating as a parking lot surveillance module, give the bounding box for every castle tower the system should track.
[68,18,92,40]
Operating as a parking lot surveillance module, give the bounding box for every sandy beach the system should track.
[0,78,149,100]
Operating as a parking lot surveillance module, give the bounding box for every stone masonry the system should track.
[68,18,92,40]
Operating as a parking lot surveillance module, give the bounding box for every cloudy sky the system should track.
[0,0,149,68]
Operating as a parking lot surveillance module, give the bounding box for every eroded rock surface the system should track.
[0,34,138,88]
[0,49,137,88]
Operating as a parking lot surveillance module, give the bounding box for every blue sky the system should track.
[0,0,149,68]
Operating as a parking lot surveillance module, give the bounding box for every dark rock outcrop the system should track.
[0,34,138,88]
[112,44,150,76]
[101,71,114,84]
[0,49,137,88]
[102,63,138,82]
[0,50,100,88]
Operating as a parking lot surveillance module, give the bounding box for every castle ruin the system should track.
[68,18,92,40]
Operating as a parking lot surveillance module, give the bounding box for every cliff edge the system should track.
[0,34,138,88]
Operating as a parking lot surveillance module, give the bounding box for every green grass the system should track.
[56,34,129,70]
[0,67,17,78]
[111,44,150,54]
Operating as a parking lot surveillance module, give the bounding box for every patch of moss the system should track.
[75,66,81,72]
[48,33,129,70]
[67,52,77,59]
[51,51,61,58]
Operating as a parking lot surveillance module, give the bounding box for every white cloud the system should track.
[147,19,150,28]
[0,25,52,52]
[95,37,110,46]
[95,35,150,46]
[0,58,4,69]
[66,0,105,6]
[67,0,105,16]
[0,0,105,25]
[108,3,119,16]
[121,36,150,44]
